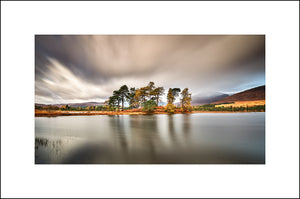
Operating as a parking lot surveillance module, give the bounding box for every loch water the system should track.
[35,112,265,164]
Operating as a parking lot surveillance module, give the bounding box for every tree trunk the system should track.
[181,100,183,110]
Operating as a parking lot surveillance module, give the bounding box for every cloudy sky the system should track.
[35,35,265,104]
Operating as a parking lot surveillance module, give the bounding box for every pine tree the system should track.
[180,88,192,112]
[113,90,121,111]
[165,88,176,113]
[119,85,129,111]
[153,87,165,105]
[147,81,155,100]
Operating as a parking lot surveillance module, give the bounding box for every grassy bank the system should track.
[35,108,265,117]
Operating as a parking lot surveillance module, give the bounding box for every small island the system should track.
[35,81,265,117]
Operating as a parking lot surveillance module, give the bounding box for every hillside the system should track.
[35,101,105,108]
[192,93,229,105]
[214,85,265,104]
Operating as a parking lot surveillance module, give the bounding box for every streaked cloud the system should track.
[35,35,265,104]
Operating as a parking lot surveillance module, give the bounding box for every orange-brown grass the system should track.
[215,100,265,108]
[35,110,146,117]
[35,105,256,117]
[35,106,185,117]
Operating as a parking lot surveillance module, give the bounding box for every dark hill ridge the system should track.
[214,85,265,104]
[191,93,229,105]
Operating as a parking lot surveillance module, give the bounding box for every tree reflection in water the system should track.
[35,113,265,164]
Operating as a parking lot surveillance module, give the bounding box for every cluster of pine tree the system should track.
[107,81,192,113]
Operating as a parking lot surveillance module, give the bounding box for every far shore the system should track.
[35,110,264,117]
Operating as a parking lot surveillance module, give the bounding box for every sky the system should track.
[35,35,265,104]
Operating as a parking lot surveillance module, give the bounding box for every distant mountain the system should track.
[35,101,105,108]
[214,85,265,104]
[191,93,229,105]
[67,102,105,107]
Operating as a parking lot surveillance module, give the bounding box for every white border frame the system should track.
[1,1,299,198]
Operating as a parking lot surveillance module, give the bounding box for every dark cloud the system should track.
[35,35,265,104]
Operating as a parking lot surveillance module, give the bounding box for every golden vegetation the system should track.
[215,100,265,108]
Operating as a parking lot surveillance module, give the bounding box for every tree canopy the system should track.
[142,100,157,113]
[107,81,192,113]
[165,88,176,113]
[180,88,192,112]
[119,85,129,111]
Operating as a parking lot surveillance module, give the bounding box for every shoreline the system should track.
[35,110,265,117]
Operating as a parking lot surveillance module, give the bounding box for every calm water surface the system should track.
[35,112,265,164]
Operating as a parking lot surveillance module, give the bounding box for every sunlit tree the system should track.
[152,87,165,105]
[167,88,175,104]
[139,87,148,104]
[133,88,142,108]
[165,88,176,113]
[165,103,176,113]
[180,88,192,112]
